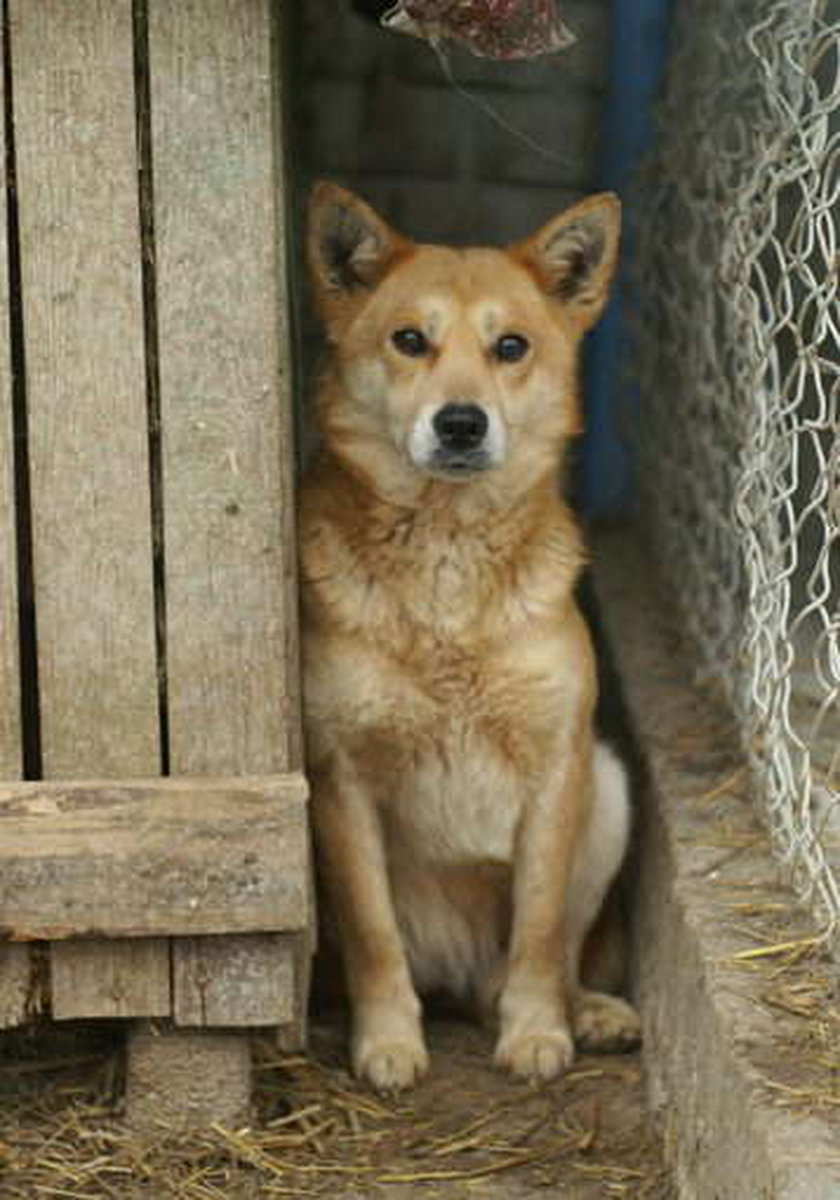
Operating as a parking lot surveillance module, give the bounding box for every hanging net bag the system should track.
[382,0,575,60]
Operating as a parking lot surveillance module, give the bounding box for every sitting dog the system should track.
[299,182,641,1092]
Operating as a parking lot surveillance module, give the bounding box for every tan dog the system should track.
[299,183,641,1092]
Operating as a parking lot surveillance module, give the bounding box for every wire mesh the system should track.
[630,0,840,943]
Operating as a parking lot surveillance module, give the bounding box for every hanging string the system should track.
[428,34,570,166]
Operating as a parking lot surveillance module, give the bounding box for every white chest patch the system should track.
[389,732,524,865]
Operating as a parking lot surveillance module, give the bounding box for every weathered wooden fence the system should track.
[0,0,310,1128]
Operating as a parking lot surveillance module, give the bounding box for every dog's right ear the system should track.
[307,182,411,325]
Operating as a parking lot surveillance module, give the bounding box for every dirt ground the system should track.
[0,1015,672,1198]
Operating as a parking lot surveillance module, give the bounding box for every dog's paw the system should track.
[494,1026,574,1083]
[573,991,641,1054]
[353,1030,429,1093]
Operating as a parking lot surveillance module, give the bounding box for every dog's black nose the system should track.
[433,404,489,450]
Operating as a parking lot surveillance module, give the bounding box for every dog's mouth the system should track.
[427,448,494,479]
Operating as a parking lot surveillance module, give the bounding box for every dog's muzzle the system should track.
[407,401,505,477]
[430,403,492,474]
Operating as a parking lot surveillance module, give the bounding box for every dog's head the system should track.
[308,183,620,497]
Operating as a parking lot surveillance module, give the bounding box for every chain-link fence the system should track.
[630,0,839,944]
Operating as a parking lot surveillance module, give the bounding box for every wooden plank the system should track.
[0,12,29,1022]
[0,774,309,939]
[277,832,316,1049]
[0,13,19,781]
[9,0,160,778]
[149,0,301,776]
[173,933,295,1027]
[0,946,36,1028]
[51,939,170,1020]
[276,930,313,1052]
[148,0,309,1032]
[0,948,28,1027]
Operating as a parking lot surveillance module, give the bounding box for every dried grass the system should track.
[0,1020,672,1199]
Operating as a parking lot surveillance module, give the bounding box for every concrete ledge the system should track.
[593,530,840,1200]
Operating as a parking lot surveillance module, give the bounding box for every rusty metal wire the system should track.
[631,0,839,944]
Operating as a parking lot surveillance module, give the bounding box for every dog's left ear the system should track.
[514,193,621,330]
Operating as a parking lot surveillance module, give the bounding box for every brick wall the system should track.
[291,0,611,245]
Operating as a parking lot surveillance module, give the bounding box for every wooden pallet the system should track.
[0,0,310,1128]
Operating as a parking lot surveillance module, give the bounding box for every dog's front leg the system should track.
[312,752,428,1092]
[495,731,591,1082]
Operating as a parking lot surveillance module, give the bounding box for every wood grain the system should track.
[0,774,309,940]
[5,2,311,1037]
[0,13,30,1024]
[275,929,314,1052]
[9,0,160,778]
[173,933,295,1027]
[10,0,170,1004]
[125,1024,252,1131]
[51,939,170,1020]
[0,946,35,1028]
[148,0,310,1031]
[149,0,301,776]
[0,12,19,782]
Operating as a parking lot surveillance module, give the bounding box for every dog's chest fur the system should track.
[302,475,589,868]
[387,717,524,865]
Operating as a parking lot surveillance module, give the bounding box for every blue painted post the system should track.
[580,0,674,517]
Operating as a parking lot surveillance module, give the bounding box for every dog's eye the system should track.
[392,328,430,358]
[494,333,530,363]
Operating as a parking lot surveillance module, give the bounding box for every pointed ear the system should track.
[514,193,621,329]
[307,182,411,321]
